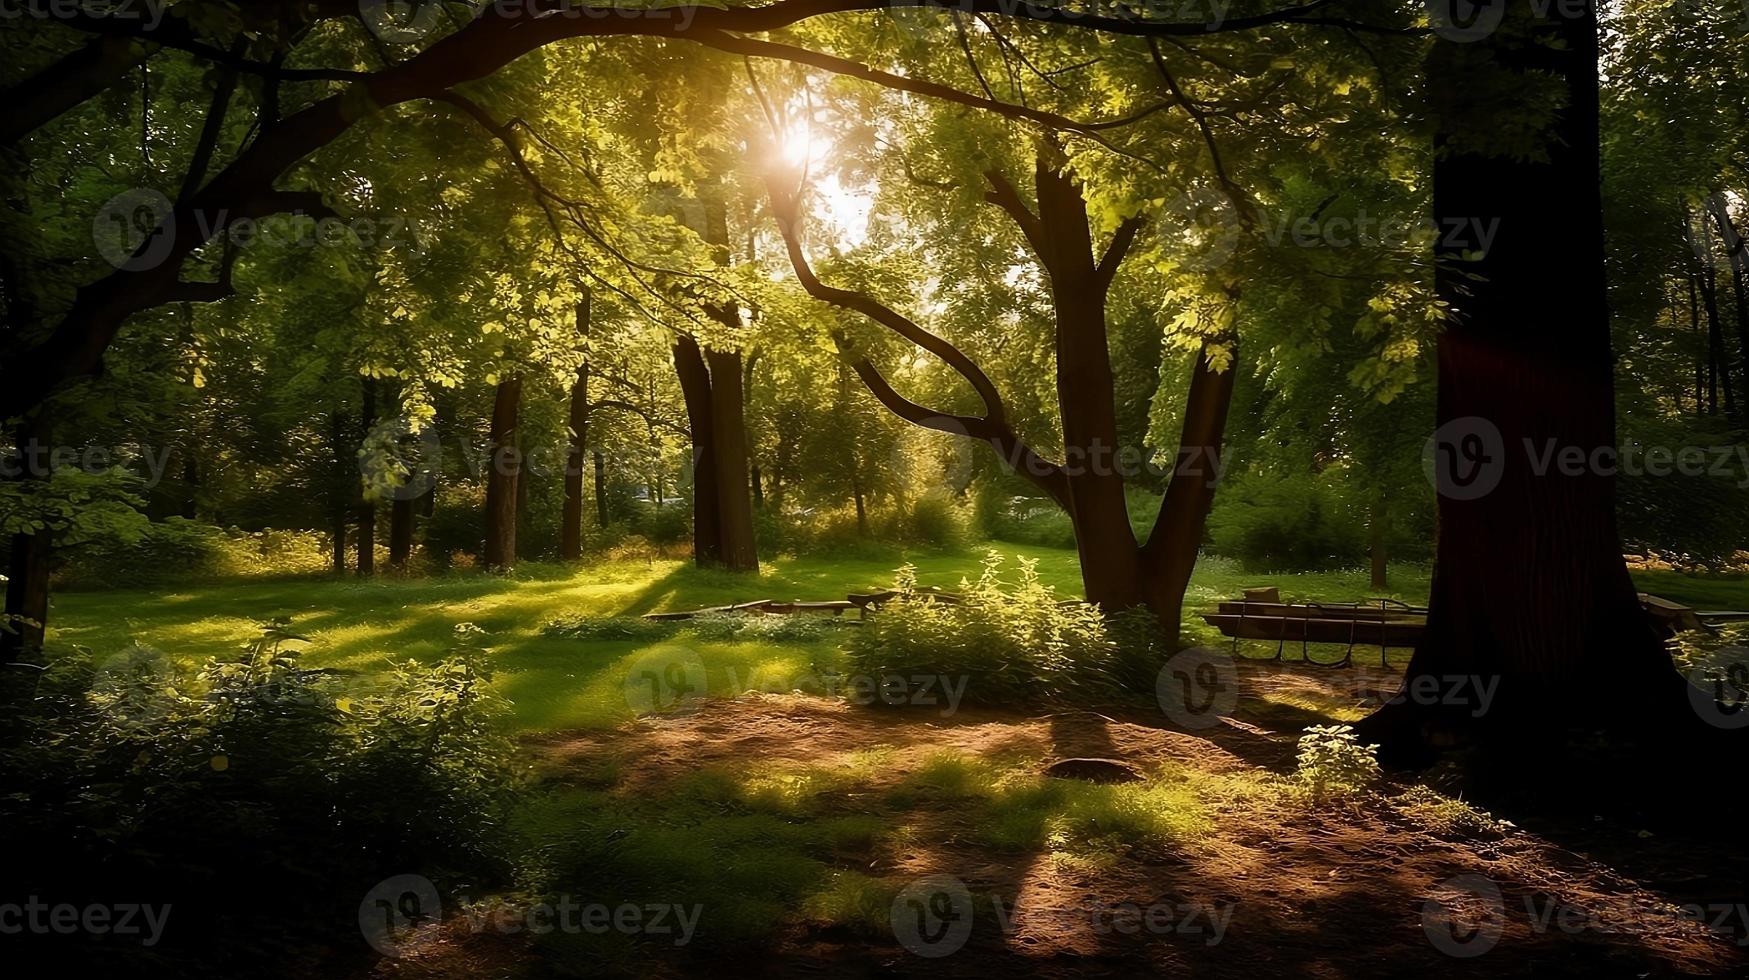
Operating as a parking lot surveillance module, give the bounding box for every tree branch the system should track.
[766,173,1071,507]
[981,169,1048,257]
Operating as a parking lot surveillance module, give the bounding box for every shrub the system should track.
[901,490,973,550]
[1207,471,1363,571]
[846,552,1157,710]
[424,482,487,567]
[1393,785,1512,840]
[990,498,1078,549]
[55,518,328,589]
[1,621,517,976]
[1292,724,1381,803]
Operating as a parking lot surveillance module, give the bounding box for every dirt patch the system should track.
[383,675,1749,979]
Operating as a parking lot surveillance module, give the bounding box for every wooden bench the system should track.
[1201,596,1427,667]
[1203,589,1749,666]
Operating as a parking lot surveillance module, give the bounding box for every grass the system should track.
[504,745,1219,955]
[47,544,1749,732]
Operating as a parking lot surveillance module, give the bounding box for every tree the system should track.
[1360,0,1712,758]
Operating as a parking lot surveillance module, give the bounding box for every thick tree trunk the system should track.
[2,529,50,668]
[706,349,759,570]
[357,377,377,577]
[1037,167,1143,611]
[483,375,522,570]
[562,294,593,561]
[2,425,54,676]
[1140,345,1238,643]
[673,335,721,567]
[1361,2,1681,758]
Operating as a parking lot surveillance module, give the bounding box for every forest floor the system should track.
[52,548,1749,977]
[369,672,1749,978]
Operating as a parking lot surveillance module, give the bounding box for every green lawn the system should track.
[46,544,1749,732]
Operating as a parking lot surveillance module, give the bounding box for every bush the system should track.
[1,621,518,976]
[1292,724,1380,803]
[901,490,973,550]
[55,518,328,589]
[640,499,693,546]
[1393,785,1512,840]
[990,498,1078,549]
[846,552,1158,710]
[424,482,487,567]
[1207,471,1364,571]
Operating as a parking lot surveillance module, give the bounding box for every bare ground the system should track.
[374,663,1749,979]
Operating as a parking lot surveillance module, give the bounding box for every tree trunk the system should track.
[329,408,349,574]
[1369,497,1389,592]
[1707,194,1749,419]
[1696,214,1735,418]
[1685,220,1706,418]
[1,421,54,680]
[1036,165,1143,611]
[179,452,199,520]
[1361,2,1682,758]
[483,375,522,570]
[751,465,764,510]
[593,450,609,529]
[389,497,414,569]
[356,376,377,577]
[706,348,759,570]
[1139,344,1239,643]
[673,335,721,567]
[562,293,593,561]
[1,527,51,668]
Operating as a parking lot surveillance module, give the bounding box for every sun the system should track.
[780,126,833,168]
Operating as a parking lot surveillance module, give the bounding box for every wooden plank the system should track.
[847,587,962,608]
[1200,613,1425,647]
[1638,593,1704,632]
[1215,601,1427,620]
